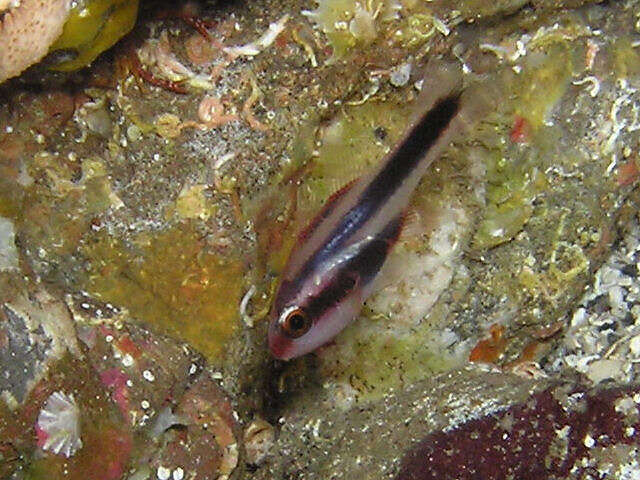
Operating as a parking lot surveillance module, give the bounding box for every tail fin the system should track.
[410,59,497,178]
[414,58,497,121]
[413,59,464,119]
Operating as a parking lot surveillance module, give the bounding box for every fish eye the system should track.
[280,307,311,339]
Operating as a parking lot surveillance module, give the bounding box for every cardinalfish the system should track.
[268,64,489,360]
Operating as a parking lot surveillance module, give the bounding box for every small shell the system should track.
[36,391,83,457]
[243,417,275,465]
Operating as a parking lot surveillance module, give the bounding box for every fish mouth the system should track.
[268,322,294,361]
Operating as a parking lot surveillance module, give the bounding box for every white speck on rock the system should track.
[157,466,171,480]
[570,308,587,328]
[587,358,623,384]
[583,433,595,448]
[390,63,412,87]
[122,353,134,367]
[0,217,19,272]
[224,15,290,57]
[630,335,640,355]
[608,285,626,311]
[615,396,636,415]
[172,467,184,480]
[555,425,571,439]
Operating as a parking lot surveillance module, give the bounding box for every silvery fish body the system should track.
[268,68,481,360]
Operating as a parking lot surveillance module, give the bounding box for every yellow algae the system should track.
[515,46,572,129]
[517,212,590,302]
[613,37,640,79]
[80,224,244,359]
[472,154,548,250]
[395,11,447,50]
[175,184,214,220]
[527,22,596,52]
[49,0,139,72]
[471,62,569,250]
[81,158,108,179]
[0,186,23,220]
[155,113,184,140]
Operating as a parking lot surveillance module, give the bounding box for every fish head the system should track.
[267,272,362,360]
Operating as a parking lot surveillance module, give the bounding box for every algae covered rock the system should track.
[1,0,640,478]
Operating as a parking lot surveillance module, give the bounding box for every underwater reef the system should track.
[2,0,640,478]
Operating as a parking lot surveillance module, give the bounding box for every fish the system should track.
[268,64,486,360]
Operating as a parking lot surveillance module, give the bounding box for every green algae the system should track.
[304,0,358,59]
[516,46,573,129]
[395,10,454,51]
[471,47,573,250]
[517,209,590,302]
[472,149,548,250]
[303,0,405,59]
[613,36,640,79]
[320,311,464,400]
[79,224,245,359]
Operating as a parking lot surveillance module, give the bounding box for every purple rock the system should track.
[396,385,640,480]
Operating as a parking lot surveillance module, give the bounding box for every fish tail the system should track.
[414,60,464,115]
[410,60,497,179]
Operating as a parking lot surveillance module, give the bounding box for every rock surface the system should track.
[1,0,640,478]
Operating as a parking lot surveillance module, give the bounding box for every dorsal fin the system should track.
[297,179,357,243]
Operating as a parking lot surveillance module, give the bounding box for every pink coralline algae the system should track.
[100,368,131,419]
[396,384,640,480]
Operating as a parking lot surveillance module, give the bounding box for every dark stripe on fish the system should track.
[303,214,404,321]
[296,94,461,284]
[360,93,461,208]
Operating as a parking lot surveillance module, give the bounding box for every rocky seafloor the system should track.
[2,0,640,478]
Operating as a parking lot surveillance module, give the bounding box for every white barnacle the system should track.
[243,417,275,465]
[37,391,83,457]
